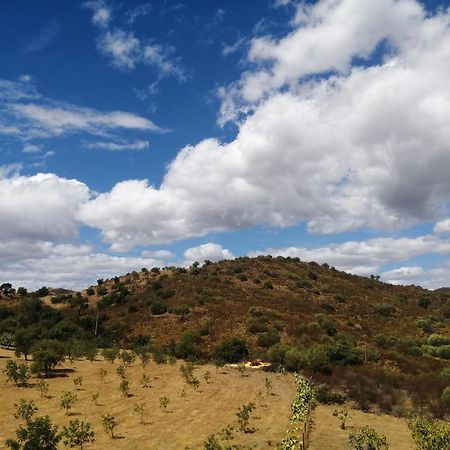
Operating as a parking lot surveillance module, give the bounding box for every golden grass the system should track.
[0,349,294,449]
[309,404,415,450]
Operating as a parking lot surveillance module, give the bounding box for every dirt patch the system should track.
[309,404,415,450]
[0,349,294,449]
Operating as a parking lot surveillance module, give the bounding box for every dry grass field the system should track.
[0,349,295,449]
[309,404,415,450]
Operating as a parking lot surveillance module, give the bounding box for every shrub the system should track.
[316,388,345,405]
[349,426,388,450]
[418,297,431,309]
[409,416,450,450]
[6,415,60,450]
[203,434,222,450]
[101,414,118,439]
[60,391,77,415]
[375,305,395,317]
[427,334,450,346]
[3,360,30,386]
[267,343,290,366]
[257,332,280,348]
[441,386,450,408]
[236,402,256,432]
[175,332,201,361]
[172,304,190,315]
[61,419,95,449]
[150,302,167,315]
[247,319,269,334]
[213,338,248,364]
[31,339,65,377]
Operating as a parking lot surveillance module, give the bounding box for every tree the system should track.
[159,396,170,412]
[101,347,119,364]
[31,339,65,377]
[203,434,222,450]
[213,338,248,364]
[4,360,30,387]
[236,402,256,433]
[118,379,130,397]
[35,379,50,399]
[91,392,100,406]
[349,426,388,450]
[101,414,118,439]
[61,420,95,450]
[14,399,38,423]
[60,391,77,416]
[6,415,60,450]
[15,329,38,361]
[1,282,14,295]
[133,402,147,424]
[73,376,83,390]
[333,407,351,430]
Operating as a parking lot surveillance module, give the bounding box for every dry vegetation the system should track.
[0,348,294,449]
[309,405,415,450]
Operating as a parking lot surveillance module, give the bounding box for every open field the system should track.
[309,404,415,450]
[0,349,295,449]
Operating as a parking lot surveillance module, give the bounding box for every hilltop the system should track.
[1,256,449,418]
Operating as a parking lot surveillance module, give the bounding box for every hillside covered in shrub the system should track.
[1,256,449,418]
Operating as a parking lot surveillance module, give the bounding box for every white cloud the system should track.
[0,171,89,242]
[434,218,450,234]
[9,102,161,137]
[83,0,112,28]
[222,0,427,113]
[183,243,234,266]
[222,37,246,56]
[248,235,450,276]
[87,2,185,80]
[381,265,450,289]
[85,140,149,151]
[0,242,166,291]
[78,0,450,249]
[126,4,152,25]
[141,249,174,259]
[22,143,42,153]
[98,29,140,69]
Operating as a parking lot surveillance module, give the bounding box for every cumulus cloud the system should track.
[183,243,234,266]
[0,171,89,242]
[434,218,450,234]
[381,265,450,289]
[248,235,450,276]
[77,0,450,249]
[141,249,174,259]
[0,242,166,290]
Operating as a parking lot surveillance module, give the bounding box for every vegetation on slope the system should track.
[1,256,449,418]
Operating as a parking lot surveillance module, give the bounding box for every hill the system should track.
[1,256,449,418]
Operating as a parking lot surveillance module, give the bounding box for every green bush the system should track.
[349,426,388,450]
[257,332,280,349]
[427,334,450,346]
[441,386,450,408]
[247,319,269,334]
[150,302,167,315]
[213,338,248,364]
[409,416,450,450]
[316,388,344,405]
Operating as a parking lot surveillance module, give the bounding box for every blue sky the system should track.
[1,0,450,289]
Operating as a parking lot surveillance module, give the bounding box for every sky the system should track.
[1,0,450,290]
